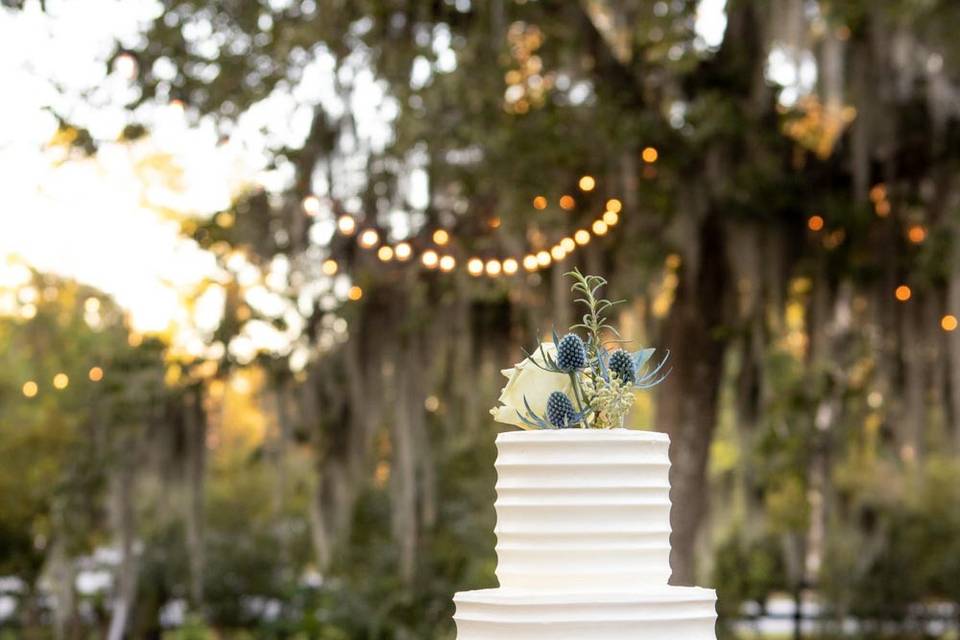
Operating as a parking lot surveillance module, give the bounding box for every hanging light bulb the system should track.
[377,245,394,262]
[422,250,439,268]
[503,258,519,275]
[603,210,619,226]
[359,229,379,248]
[338,215,357,235]
[485,259,502,276]
[433,229,450,246]
[592,220,609,236]
[467,258,484,276]
[578,175,596,192]
[395,242,412,261]
[439,255,456,272]
[606,198,622,213]
[303,195,322,216]
[322,259,339,275]
[523,254,539,271]
[574,229,591,245]
[550,245,566,261]
[560,237,576,253]
[536,250,552,267]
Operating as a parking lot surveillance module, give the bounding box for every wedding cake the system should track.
[453,428,717,639]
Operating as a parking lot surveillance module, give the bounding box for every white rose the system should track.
[490,343,575,429]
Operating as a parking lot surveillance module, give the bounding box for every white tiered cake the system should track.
[453,428,717,639]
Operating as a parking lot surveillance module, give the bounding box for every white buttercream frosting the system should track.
[454,428,717,639]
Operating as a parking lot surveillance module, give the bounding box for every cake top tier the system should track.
[497,427,668,444]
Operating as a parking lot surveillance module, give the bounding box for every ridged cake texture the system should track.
[453,428,717,639]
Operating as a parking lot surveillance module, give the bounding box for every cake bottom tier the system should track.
[454,586,717,640]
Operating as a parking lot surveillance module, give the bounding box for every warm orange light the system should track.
[337,215,357,235]
[467,258,484,276]
[433,229,450,246]
[578,175,596,192]
[302,195,321,216]
[523,254,539,271]
[322,259,338,276]
[395,242,412,261]
[533,196,548,210]
[348,286,363,301]
[606,198,622,213]
[574,229,591,245]
[22,381,38,398]
[359,229,379,248]
[53,373,69,390]
[592,220,609,235]
[377,245,394,262]
[808,215,824,231]
[907,225,926,244]
[603,211,619,226]
[536,250,552,267]
[559,195,575,210]
[895,285,912,302]
[489,216,502,229]
[942,314,958,332]
[642,146,659,163]
[88,367,104,382]
[869,183,886,203]
[560,237,576,253]
[439,255,456,272]
[875,201,891,217]
[422,250,439,268]
[550,245,566,261]
[502,258,519,275]
[486,259,502,276]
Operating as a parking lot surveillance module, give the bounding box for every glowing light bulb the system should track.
[503,258,519,275]
[89,367,104,382]
[302,195,321,216]
[439,255,456,272]
[560,237,576,253]
[422,250,439,268]
[359,229,379,248]
[485,259,502,276]
[467,258,484,276]
[559,195,575,210]
[536,250,551,267]
[395,242,412,261]
[606,198,622,213]
[895,285,911,302]
[338,215,357,235]
[533,196,548,210]
[642,146,659,163]
[322,259,339,276]
[433,229,450,246]
[603,210,619,226]
[592,220,609,235]
[22,380,38,397]
[523,255,539,271]
[348,286,363,301]
[574,229,591,245]
[808,215,824,231]
[377,245,394,262]
[53,373,69,390]
[578,175,596,192]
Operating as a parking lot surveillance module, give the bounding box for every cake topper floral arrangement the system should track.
[491,269,669,429]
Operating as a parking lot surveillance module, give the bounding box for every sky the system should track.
[0,0,732,349]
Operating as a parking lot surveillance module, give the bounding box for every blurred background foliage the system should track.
[3,0,960,638]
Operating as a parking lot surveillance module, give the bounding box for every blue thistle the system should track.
[609,348,636,384]
[546,391,576,428]
[555,333,587,372]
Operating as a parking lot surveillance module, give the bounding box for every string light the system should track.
[22,380,37,398]
[53,373,69,390]
[559,195,575,210]
[907,225,926,244]
[942,314,958,332]
[377,245,394,262]
[603,211,619,226]
[642,146,659,163]
[322,259,339,276]
[536,250,551,267]
[895,285,912,302]
[302,195,321,216]
[503,258,519,275]
[523,254,539,271]
[359,229,379,248]
[89,367,104,382]
[348,286,363,301]
[574,229,591,245]
[875,200,891,217]
[433,229,450,246]
[338,215,357,235]
[869,184,887,203]
[808,215,824,231]
[489,216,502,229]
[533,196,548,210]
[422,250,439,269]
[550,245,566,261]
[485,259,502,276]
[606,199,622,213]
[395,242,412,261]
[560,237,576,253]
[578,175,596,192]
[468,258,484,276]
[592,220,609,235]
[439,255,456,272]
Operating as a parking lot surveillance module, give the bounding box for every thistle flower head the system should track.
[609,349,636,385]
[556,333,587,372]
[546,391,576,428]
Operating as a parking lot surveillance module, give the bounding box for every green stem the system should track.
[569,372,589,428]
